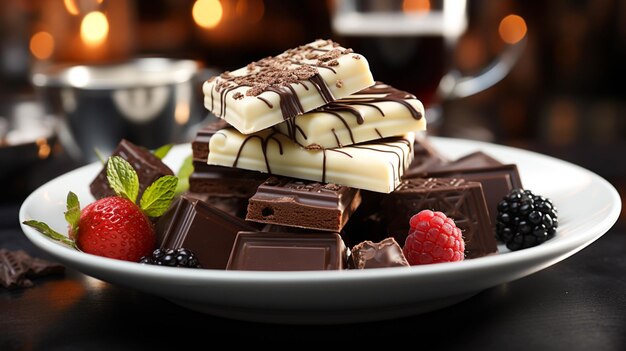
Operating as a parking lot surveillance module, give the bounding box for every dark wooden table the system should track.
[1,202,625,350]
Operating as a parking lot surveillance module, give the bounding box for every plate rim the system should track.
[18,136,622,284]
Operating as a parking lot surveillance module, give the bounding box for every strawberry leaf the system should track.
[139,175,178,217]
[106,156,139,203]
[23,220,77,249]
[64,192,81,240]
[153,144,173,159]
[175,155,193,195]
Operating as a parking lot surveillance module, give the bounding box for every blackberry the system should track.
[496,189,558,251]
[139,248,202,268]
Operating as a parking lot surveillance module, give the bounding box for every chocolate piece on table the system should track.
[415,164,523,225]
[226,232,346,271]
[273,82,426,148]
[350,237,409,269]
[203,39,375,134]
[246,176,362,232]
[159,196,257,269]
[403,136,449,178]
[209,127,414,193]
[189,161,267,198]
[0,249,64,289]
[384,178,497,259]
[191,119,229,161]
[89,139,174,200]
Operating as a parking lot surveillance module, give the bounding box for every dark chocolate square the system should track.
[189,161,267,198]
[384,178,497,259]
[191,119,229,161]
[89,139,174,200]
[226,232,346,271]
[159,196,257,269]
[402,136,449,178]
[419,164,523,224]
[245,176,361,232]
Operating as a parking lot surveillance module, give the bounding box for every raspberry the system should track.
[496,189,558,251]
[403,210,465,265]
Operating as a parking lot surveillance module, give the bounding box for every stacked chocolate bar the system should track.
[203,40,424,193]
[183,39,432,270]
[172,39,524,270]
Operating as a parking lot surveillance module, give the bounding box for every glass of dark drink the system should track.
[331,0,526,127]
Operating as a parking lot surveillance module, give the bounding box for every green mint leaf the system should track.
[139,175,178,217]
[175,155,193,195]
[106,156,139,203]
[64,192,81,240]
[23,220,77,249]
[153,144,174,159]
[94,147,106,165]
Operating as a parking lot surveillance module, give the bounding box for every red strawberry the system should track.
[24,155,178,263]
[76,196,155,261]
[403,209,465,265]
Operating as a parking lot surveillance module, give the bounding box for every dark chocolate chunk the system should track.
[245,176,362,232]
[0,249,64,289]
[384,178,497,259]
[260,224,320,234]
[402,136,449,178]
[182,191,249,218]
[425,151,502,173]
[159,196,257,269]
[350,238,409,269]
[89,139,174,200]
[191,119,229,161]
[189,161,267,198]
[156,193,256,244]
[226,231,346,271]
[414,164,523,226]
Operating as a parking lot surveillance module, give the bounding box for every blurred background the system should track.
[0,0,624,227]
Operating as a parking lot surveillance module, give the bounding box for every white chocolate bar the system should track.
[208,128,414,193]
[273,82,426,148]
[202,39,375,135]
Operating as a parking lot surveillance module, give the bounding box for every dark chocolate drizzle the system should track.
[282,82,423,145]
[257,96,273,108]
[374,128,383,139]
[231,131,284,173]
[209,40,351,122]
[226,127,411,186]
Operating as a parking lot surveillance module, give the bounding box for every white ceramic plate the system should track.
[19,138,621,324]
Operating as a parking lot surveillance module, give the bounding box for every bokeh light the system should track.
[193,0,223,29]
[402,0,431,14]
[499,14,527,44]
[80,11,109,47]
[29,31,55,60]
[63,0,80,15]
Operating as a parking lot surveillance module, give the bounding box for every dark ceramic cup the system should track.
[32,58,213,162]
